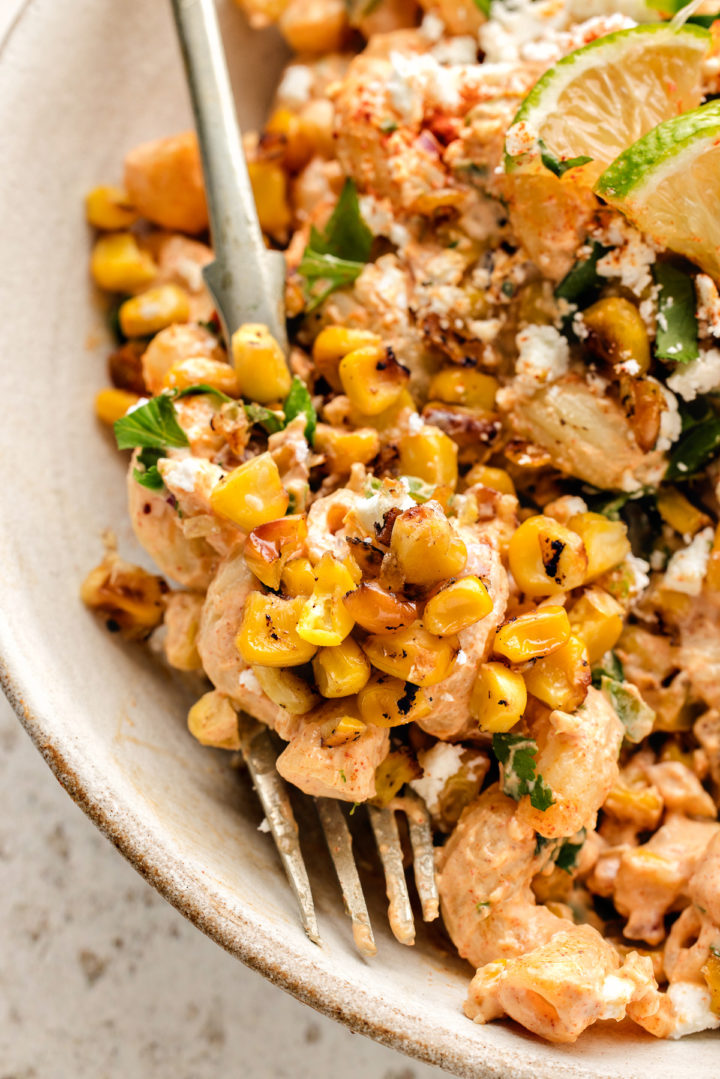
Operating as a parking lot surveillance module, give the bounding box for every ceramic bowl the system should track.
[0,1,715,1075]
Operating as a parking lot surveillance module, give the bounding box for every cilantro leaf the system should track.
[298,251,368,313]
[555,830,587,874]
[554,241,610,307]
[539,140,593,179]
[591,650,624,687]
[284,376,317,443]
[654,263,699,365]
[666,417,720,481]
[133,447,165,490]
[402,475,437,503]
[472,0,491,13]
[114,394,189,451]
[244,402,285,434]
[299,179,373,311]
[175,383,233,403]
[491,733,555,812]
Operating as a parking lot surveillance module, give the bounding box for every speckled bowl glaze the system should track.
[0,1,716,1074]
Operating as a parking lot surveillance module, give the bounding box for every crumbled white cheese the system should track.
[650,548,667,571]
[667,347,720,401]
[616,358,641,376]
[162,456,208,494]
[276,64,313,108]
[354,485,415,535]
[656,385,682,455]
[597,233,657,296]
[696,273,720,339]
[410,743,465,816]
[257,818,271,834]
[624,554,651,600]
[666,982,720,1039]
[467,318,503,344]
[431,36,478,65]
[514,324,570,391]
[504,120,536,158]
[419,11,445,41]
[126,396,149,415]
[455,649,468,666]
[663,528,714,597]
[387,50,462,120]
[406,411,426,434]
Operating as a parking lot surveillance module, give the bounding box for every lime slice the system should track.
[505,24,709,184]
[595,100,720,279]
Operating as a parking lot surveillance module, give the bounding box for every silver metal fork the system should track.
[171,0,439,953]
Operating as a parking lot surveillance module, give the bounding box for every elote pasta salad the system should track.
[82,0,720,1046]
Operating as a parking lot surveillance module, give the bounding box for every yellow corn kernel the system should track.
[603,781,664,829]
[94,387,140,425]
[81,554,167,641]
[313,638,371,698]
[313,423,380,473]
[568,588,624,665]
[90,232,157,293]
[297,553,357,647]
[373,749,422,808]
[581,296,650,374]
[357,676,431,727]
[494,606,571,664]
[348,388,417,434]
[427,368,498,410]
[522,634,591,712]
[508,515,588,598]
[210,453,288,532]
[321,714,367,748]
[470,662,527,733]
[362,622,459,687]
[231,323,292,403]
[187,690,240,750]
[463,463,516,496]
[281,556,316,597]
[252,665,319,714]
[398,425,458,489]
[247,160,292,238]
[339,344,410,416]
[236,593,317,666]
[390,502,467,587]
[568,512,631,581]
[343,582,417,634]
[118,284,190,338]
[656,488,710,537]
[162,357,241,397]
[279,0,347,54]
[423,576,493,637]
[708,525,720,592]
[244,515,308,589]
[85,185,138,230]
[264,107,314,173]
[312,326,381,392]
[703,953,720,1016]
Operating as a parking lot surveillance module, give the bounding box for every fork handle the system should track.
[170,0,287,350]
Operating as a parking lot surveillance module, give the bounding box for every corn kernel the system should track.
[313,638,371,697]
[464,464,516,496]
[264,107,314,173]
[398,425,458,489]
[118,284,190,338]
[581,297,650,374]
[281,556,316,597]
[162,357,241,397]
[321,714,367,748]
[313,423,380,473]
[297,553,357,647]
[252,665,318,714]
[339,345,410,416]
[708,525,720,592]
[85,185,138,230]
[568,512,631,581]
[428,368,498,409]
[236,593,317,666]
[508,515,588,597]
[522,634,590,711]
[187,690,240,750]
[703,953,720,1016]
[423,576,493,637]
[95,387,141,425]
[244,515,308,589]
[357,676,431,727]
[81,554,167,641]
[568,588,624,665]
[362,622,459,686]
[231,323,291,404]
[312,326,381,391]
[603,781,663,829]
[494,606,571,664]
[343,581,417,634]
[373,749,422,807]
[90,232,157,293]
[656,488,710,537]
[279,0,348,55]
[248,160,292,238]
[390,502,467,587]
[349,388,417,434]
[470,662,527,733]
[210,453,288,531]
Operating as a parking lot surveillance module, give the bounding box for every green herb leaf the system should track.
[654,263,699,365]
[666,418,720,481]
[491,733,555,812]
[175,383,233,403]
[402,475,437,503]
[114,394,189,451]
[554,241,611,307]
[600,675,655,743]
[132,447,165,490]
[244,402,285,434]
[710,943,720,958]
[591,650,624,687]
[472,0,491,13]
[284,376,317,442]
[299,179,373,311]
[555,830,587,874]
[539,140,593,179]
[379,118,398,134]
[475,900,491,912]
[298,251,368,313]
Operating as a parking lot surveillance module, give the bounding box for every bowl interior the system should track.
[0,2,716,1076]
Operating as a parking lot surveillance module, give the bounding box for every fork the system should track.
[170,0,439,954]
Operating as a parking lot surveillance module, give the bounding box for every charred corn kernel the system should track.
[604,782,663,828]
[312,327,381,391]
[264,107,314,172]
[568,512,631,581]
[343,581,417,634]
[162,357,241,397]
[210,453,288,532]
[424,576,493,637]
[568,588,624,665]
[464,464,516,496]
[118,284,190,338]
[244,515,308,590]
[236,593,317,666]
[656,488,710,537]
[252,665,318,714]
[313,423,380,473]
[81,554,167,641]
[85,185,138,230]
[187,690,240,750]
[281,556,316,597]
[522,634,590,712]
[398,425,458,489]
[390,502,467,587]
[90,232,157,292]
[247,160,292,238]
[94,387,140,425]
[470,662,527,733]
[297,553,357,647]
[321,714,367,748]
[372,749,422,808]
[362,622,459,687]
[428,368,498,410]
[231,322,292,403]
[339,345,410,416]
[581,296,650,374]
[357,676,431,727]
[508,515,588,597]
[703,953,720,1016]
[494,606,571,664]
[313,638,371,697]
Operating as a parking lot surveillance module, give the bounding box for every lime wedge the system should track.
[504,24,709,184]
[595,100,720,279]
